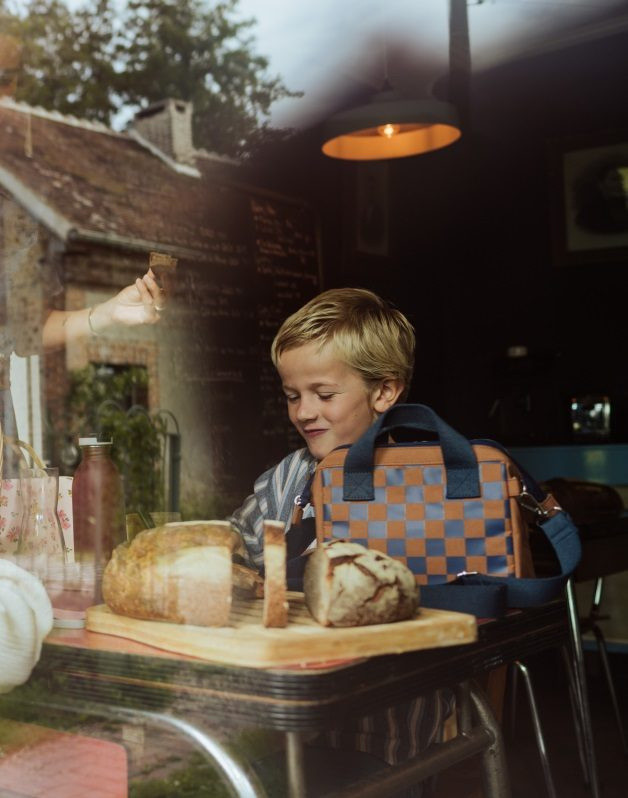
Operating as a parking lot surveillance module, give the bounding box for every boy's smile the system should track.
[277,342,400,461]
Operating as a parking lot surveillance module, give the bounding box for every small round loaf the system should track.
[102,521,242,626]
[304,540,419,627]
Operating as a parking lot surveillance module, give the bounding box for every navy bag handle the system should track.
[343,403,481,501]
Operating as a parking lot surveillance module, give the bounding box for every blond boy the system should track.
[230,288,451,796]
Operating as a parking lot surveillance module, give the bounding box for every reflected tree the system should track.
[67,364,166,515]
[0,0,300,156]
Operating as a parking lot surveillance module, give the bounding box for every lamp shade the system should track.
[321,88,461,161]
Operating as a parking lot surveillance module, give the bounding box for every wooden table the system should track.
[0,599,572,798]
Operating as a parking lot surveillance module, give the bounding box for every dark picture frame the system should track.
[550,131,628,266]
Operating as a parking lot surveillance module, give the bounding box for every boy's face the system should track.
[276,341,401,461]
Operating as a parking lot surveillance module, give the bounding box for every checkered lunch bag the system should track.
[309,404,581,616]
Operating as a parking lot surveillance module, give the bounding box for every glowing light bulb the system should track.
[377,123,400,138]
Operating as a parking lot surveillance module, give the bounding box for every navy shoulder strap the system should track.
[421,479,581,617]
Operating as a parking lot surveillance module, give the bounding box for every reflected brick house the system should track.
[0,97,319,510]
[0,97,243,507]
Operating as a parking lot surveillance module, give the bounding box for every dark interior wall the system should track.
[251,28,628,446]
[420,29,628,443]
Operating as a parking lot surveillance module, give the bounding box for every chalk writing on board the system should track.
[165,188,319,502]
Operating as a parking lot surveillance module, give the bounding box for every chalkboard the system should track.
[166,183,320,508]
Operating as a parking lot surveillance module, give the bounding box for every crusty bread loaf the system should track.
[102,520,242,626]
[304,540,419,627]
[262,521,288,627]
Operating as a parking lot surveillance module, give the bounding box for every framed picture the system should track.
[551,132,628,266]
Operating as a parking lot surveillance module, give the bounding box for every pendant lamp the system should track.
[321,0,469,161]
[321,80,461,160]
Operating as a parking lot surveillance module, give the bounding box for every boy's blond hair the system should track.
[271,288,415,400]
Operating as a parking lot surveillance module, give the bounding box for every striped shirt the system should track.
[228,448,316,570]
[229,448,454,768]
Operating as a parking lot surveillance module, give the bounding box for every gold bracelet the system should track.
[88,306,101,336]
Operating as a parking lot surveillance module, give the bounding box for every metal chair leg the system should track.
[583,576,628,755]
[566,577,601,798]
[508,662,519,740]
[469,681,512,798]
[513,661,557,798]
[561,644,589,782]
[286,731,308,798]
[591,622,628,754]
[591,576,604,616]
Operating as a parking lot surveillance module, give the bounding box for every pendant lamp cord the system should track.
[449,0,472,130]
[381,37,393,92]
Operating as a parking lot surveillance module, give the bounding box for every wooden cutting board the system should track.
[86,594,477,668]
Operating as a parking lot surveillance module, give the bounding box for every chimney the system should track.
[131,98,196,165]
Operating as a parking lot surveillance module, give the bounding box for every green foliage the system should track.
[117,0,299,156]
[1,0,118,121]
[128,733,287,798]
[2,0,300,157]
[129,752,232,798]
[178,484,233,522]
[67,364,166,514]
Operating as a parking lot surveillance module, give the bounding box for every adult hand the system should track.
[91,269,166,331]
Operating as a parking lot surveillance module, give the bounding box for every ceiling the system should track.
[237,0,628,128]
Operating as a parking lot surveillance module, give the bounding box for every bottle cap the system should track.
[78,435,112,446]
[53,609,86,629]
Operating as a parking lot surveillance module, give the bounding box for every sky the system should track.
[235,0,451,126]
[63,0,628,130]
[233,0,626,128]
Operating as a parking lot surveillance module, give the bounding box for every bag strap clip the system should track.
[517,489,562,519]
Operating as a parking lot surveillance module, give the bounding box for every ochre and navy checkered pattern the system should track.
[313,446,525,586]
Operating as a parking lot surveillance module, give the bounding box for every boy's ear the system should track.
[372,378,405,413]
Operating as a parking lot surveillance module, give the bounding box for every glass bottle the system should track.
[72,435,125,604]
